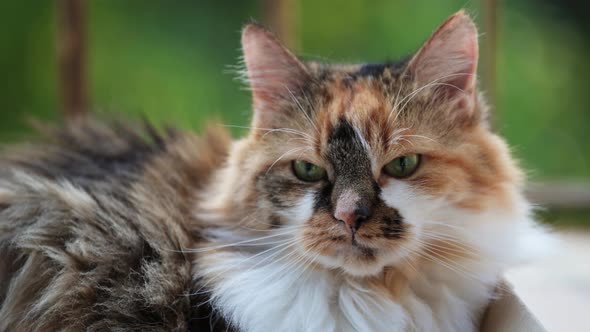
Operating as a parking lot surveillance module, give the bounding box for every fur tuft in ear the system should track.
[407,11,479,114]
[241,24,310,129]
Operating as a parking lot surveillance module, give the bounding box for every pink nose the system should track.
[334,207,370,232]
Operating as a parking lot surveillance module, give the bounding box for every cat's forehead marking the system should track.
[313,118,379,213]
[321,75,387,118]
[315,73,398,170]
[327,119,372,177]
[327,120,376,186]
[349,86,383,113]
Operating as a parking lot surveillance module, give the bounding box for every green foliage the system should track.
[0,0,588,179]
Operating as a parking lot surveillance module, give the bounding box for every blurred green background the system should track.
[1,1,589,214]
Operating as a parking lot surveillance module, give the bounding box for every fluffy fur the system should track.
[0,11,548,332]
[0,120,232,331]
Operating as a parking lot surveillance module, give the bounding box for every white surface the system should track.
[506,230,590,332]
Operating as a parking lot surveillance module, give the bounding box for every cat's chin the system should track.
[340,261,386,277]
[308,244,394,277]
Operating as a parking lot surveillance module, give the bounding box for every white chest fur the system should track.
[197,251,495,332]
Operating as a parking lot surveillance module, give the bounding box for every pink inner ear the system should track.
[409,11,479,96]
[241,24,308,124]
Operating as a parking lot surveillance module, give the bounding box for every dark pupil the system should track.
[399,157,406,172]
[304,163,314,173]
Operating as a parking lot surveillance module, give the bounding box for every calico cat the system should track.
[0,11,546,332]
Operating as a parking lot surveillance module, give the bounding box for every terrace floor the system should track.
[506,229,590,332]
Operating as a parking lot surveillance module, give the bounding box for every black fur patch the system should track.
[327,120,377,213]
[357,63,387,77]
[190,278,237,332]
[350,58,411,80]
[314,182,334,212]
[328,119,372,179]
[381,213,404,239]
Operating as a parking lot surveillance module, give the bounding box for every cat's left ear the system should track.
[241,23,310,129]
[406,11,479,115]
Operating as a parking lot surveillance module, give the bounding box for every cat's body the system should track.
[0,121,233,331]
[0,11,546,332]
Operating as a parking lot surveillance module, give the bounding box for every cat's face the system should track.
[223,12,523,277]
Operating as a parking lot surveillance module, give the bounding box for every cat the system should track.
[0,10,547,332]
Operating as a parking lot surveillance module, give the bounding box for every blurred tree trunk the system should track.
[57,0,88,118]
[261,0,300,51]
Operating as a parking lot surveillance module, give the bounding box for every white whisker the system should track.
[388,72,474,124]
[285,86,319,134]
[266,146,312,174]
[184,228,302,253]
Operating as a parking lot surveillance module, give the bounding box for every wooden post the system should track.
[261,0,300,51]
[57,0,88,118]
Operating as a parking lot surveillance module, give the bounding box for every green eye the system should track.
[383,154,421,178]
[292,160,327,182]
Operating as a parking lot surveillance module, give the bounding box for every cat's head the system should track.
[205,11,529,277]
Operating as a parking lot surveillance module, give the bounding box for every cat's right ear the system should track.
[241,23,310,129]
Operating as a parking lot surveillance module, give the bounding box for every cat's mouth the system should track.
[349,241,377,257]
[328,241,385,276]
[330,232,379,262]
[348,230,375,252]
[300,212,408,276]
[339,231,377,250]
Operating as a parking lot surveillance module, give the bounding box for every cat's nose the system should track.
[333,189,373,233]
[334,206,370,232]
